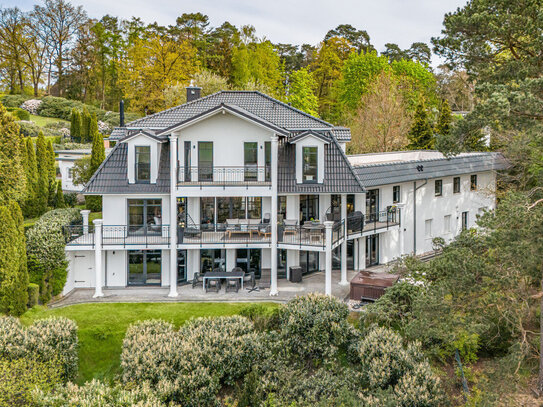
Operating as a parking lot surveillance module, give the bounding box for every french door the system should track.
[128,250,161,286]
[366,235,379,267]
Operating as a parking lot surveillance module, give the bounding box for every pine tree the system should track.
[46,140,56,183]
[407,103,435,150]
[23,138,39,217]
[70,108,81,141]
[0,202,28,316]
[35,132,49,215]
[81,107,91,143]
[86,129,106,212]
[436,99,452,136]
[55,181,65,208]
[0,103,25,205]
[89,112,98,140]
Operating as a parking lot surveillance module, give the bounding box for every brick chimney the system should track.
[186,80,202,103]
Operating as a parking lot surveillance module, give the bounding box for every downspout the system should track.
[413,179,427,255]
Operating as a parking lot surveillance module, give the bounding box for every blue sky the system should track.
[9,0,467,64]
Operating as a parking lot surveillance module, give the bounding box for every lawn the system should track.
[28,113,69,127]
[21,302,278,384]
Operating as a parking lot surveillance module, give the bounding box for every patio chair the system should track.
[283,219,298,235]
[232,267,243,273]
[212,267,224,273]
[205,278,221,293]
[192,272,203,289]
[244,271,258,292]
[225,279,239,293]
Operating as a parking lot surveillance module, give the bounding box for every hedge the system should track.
[0,94,29,108]
[26,208,80,302]
[0,316,78,382]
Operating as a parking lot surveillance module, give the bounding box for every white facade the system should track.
[63,98,503,298]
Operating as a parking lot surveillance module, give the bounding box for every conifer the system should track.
[407,103,435,150]
[70,108,81,141]
[55,181,65,208]
[35,132,49,214]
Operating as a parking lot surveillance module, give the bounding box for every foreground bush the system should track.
[0,316,78,381]
[0,356,62,407]
[34,380,164,407]
[26,208,80,302]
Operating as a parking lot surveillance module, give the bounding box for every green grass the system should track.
[21,302,278,384]
[28,113,69,127]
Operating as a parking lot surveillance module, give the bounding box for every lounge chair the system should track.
[283,219,298,235]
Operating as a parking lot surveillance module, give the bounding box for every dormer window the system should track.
[135,146,151,183]
[302,146,318,183]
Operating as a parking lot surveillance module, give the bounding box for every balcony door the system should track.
[244,142,258,181]
[128,250,161,285]
[198,141,213,181]
[236,249,261,278]
[366,189,379,222]
[366,235,379,267]
[300,195,319,223]
[127,199,162,235]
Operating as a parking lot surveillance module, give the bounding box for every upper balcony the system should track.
[346,207,401,238]
[177,166,271,188]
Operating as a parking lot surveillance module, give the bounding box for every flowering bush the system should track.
[20,99,42,115]
[278,293,352,362]
[98,120,111,134]
[33,379,164,407]
[0,316,78,382]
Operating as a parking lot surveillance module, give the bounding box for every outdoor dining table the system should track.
[202,270,245,292]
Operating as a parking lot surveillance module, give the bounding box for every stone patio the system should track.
[50,268,371,308]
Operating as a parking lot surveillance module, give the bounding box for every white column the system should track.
[397,204,405,256]
[81,210,90,234]
[270,135,279,296]
[353,238,358,270]
[168,135,178,297]
[340,194,348,285]
[93,219,103,298]
[324,220,333,296]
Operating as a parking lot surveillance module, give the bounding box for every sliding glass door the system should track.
[236,249,261,278]
[300,195,319,223]
[128,250,161,285]
[200,249,226,273]
[127,199,162,235]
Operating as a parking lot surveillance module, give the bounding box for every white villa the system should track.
[56,144,112,192]
[62,86,508,298]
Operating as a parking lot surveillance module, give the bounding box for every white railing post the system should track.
[270,135,279,296]
[324,220,334,296]
[340,194,348,285]
[81,210,90,235]
[93,219,103,298]
[169,135,178,297]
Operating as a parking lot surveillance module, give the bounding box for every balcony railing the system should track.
[63,225,170,247]
[179,223,271,245]
[177,166,271,187]
[346,207,400,238]
[278,222,327,249]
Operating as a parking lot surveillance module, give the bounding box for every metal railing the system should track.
[63,225,170,247]
[179,223,271,245]
[278,222,327,249]
[332,219,345,245]
[177,166,271,186]
[346,207,400,237]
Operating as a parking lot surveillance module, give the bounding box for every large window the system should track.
[200,249,226,273]
[265,141,271,181]
[461,211,469,230]
[127,199,161,234]
[435,180,443,197]
[217,197,245,223]
[278,196,287,222]
[128,250,161,285]
[200,197,215,229]
[366,189,379,221]
[236,249,261,278]
[453,177,461,194]
[300,195,319,222]
[135,146,151,183]
[244,142,258,181]
[198,142,213,181]
[201,197,263,227]
[302,146,318,183]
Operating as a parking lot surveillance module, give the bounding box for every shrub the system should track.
[17,120,65,139]
[20,99,42,115]
[7,107,30,120]
[85,195,102,212]
[0,356,62,407]
[28,283,39,307]
[393,361,444,407]
[26,208,80,302]
[63,192,78,207]
[278,293,352,362]
[0,316,78,382]
[33,379,164,407]
[0,94,29,108]
[239,303,280,331]
[38,96,94,121]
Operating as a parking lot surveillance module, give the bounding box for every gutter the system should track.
[413,179,427,254]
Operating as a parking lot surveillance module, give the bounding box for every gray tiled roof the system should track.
[84,143,170,194]
[352,152,509,187]
[278,136,365,194]
[109,91,351,141]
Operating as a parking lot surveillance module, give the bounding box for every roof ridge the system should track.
[350,152,497,169]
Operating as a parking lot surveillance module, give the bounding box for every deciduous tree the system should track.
[287,68,319,117]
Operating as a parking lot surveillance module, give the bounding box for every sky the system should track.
[10,0,468,65]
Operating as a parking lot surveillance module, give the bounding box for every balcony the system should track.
[63,225,170,248]
[346,207,400,238]
[179,223,271,246]
[278,220,345,249]
[177,166,271,187]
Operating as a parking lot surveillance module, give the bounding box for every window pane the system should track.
[302,147,318,182]
[200,197,215,228]
[247,197,261,219]
[453,177,460,193]
[244,142,258,181]
[198,142,213,181]
[135,146,151,182]
[435,180,442,196]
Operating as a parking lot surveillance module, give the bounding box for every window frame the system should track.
[392,185,401,204]
[434,179,443,197]
[453,177,460,194]
[302,146,318,183]
[470,174,478,191]
[135,145,151,183]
